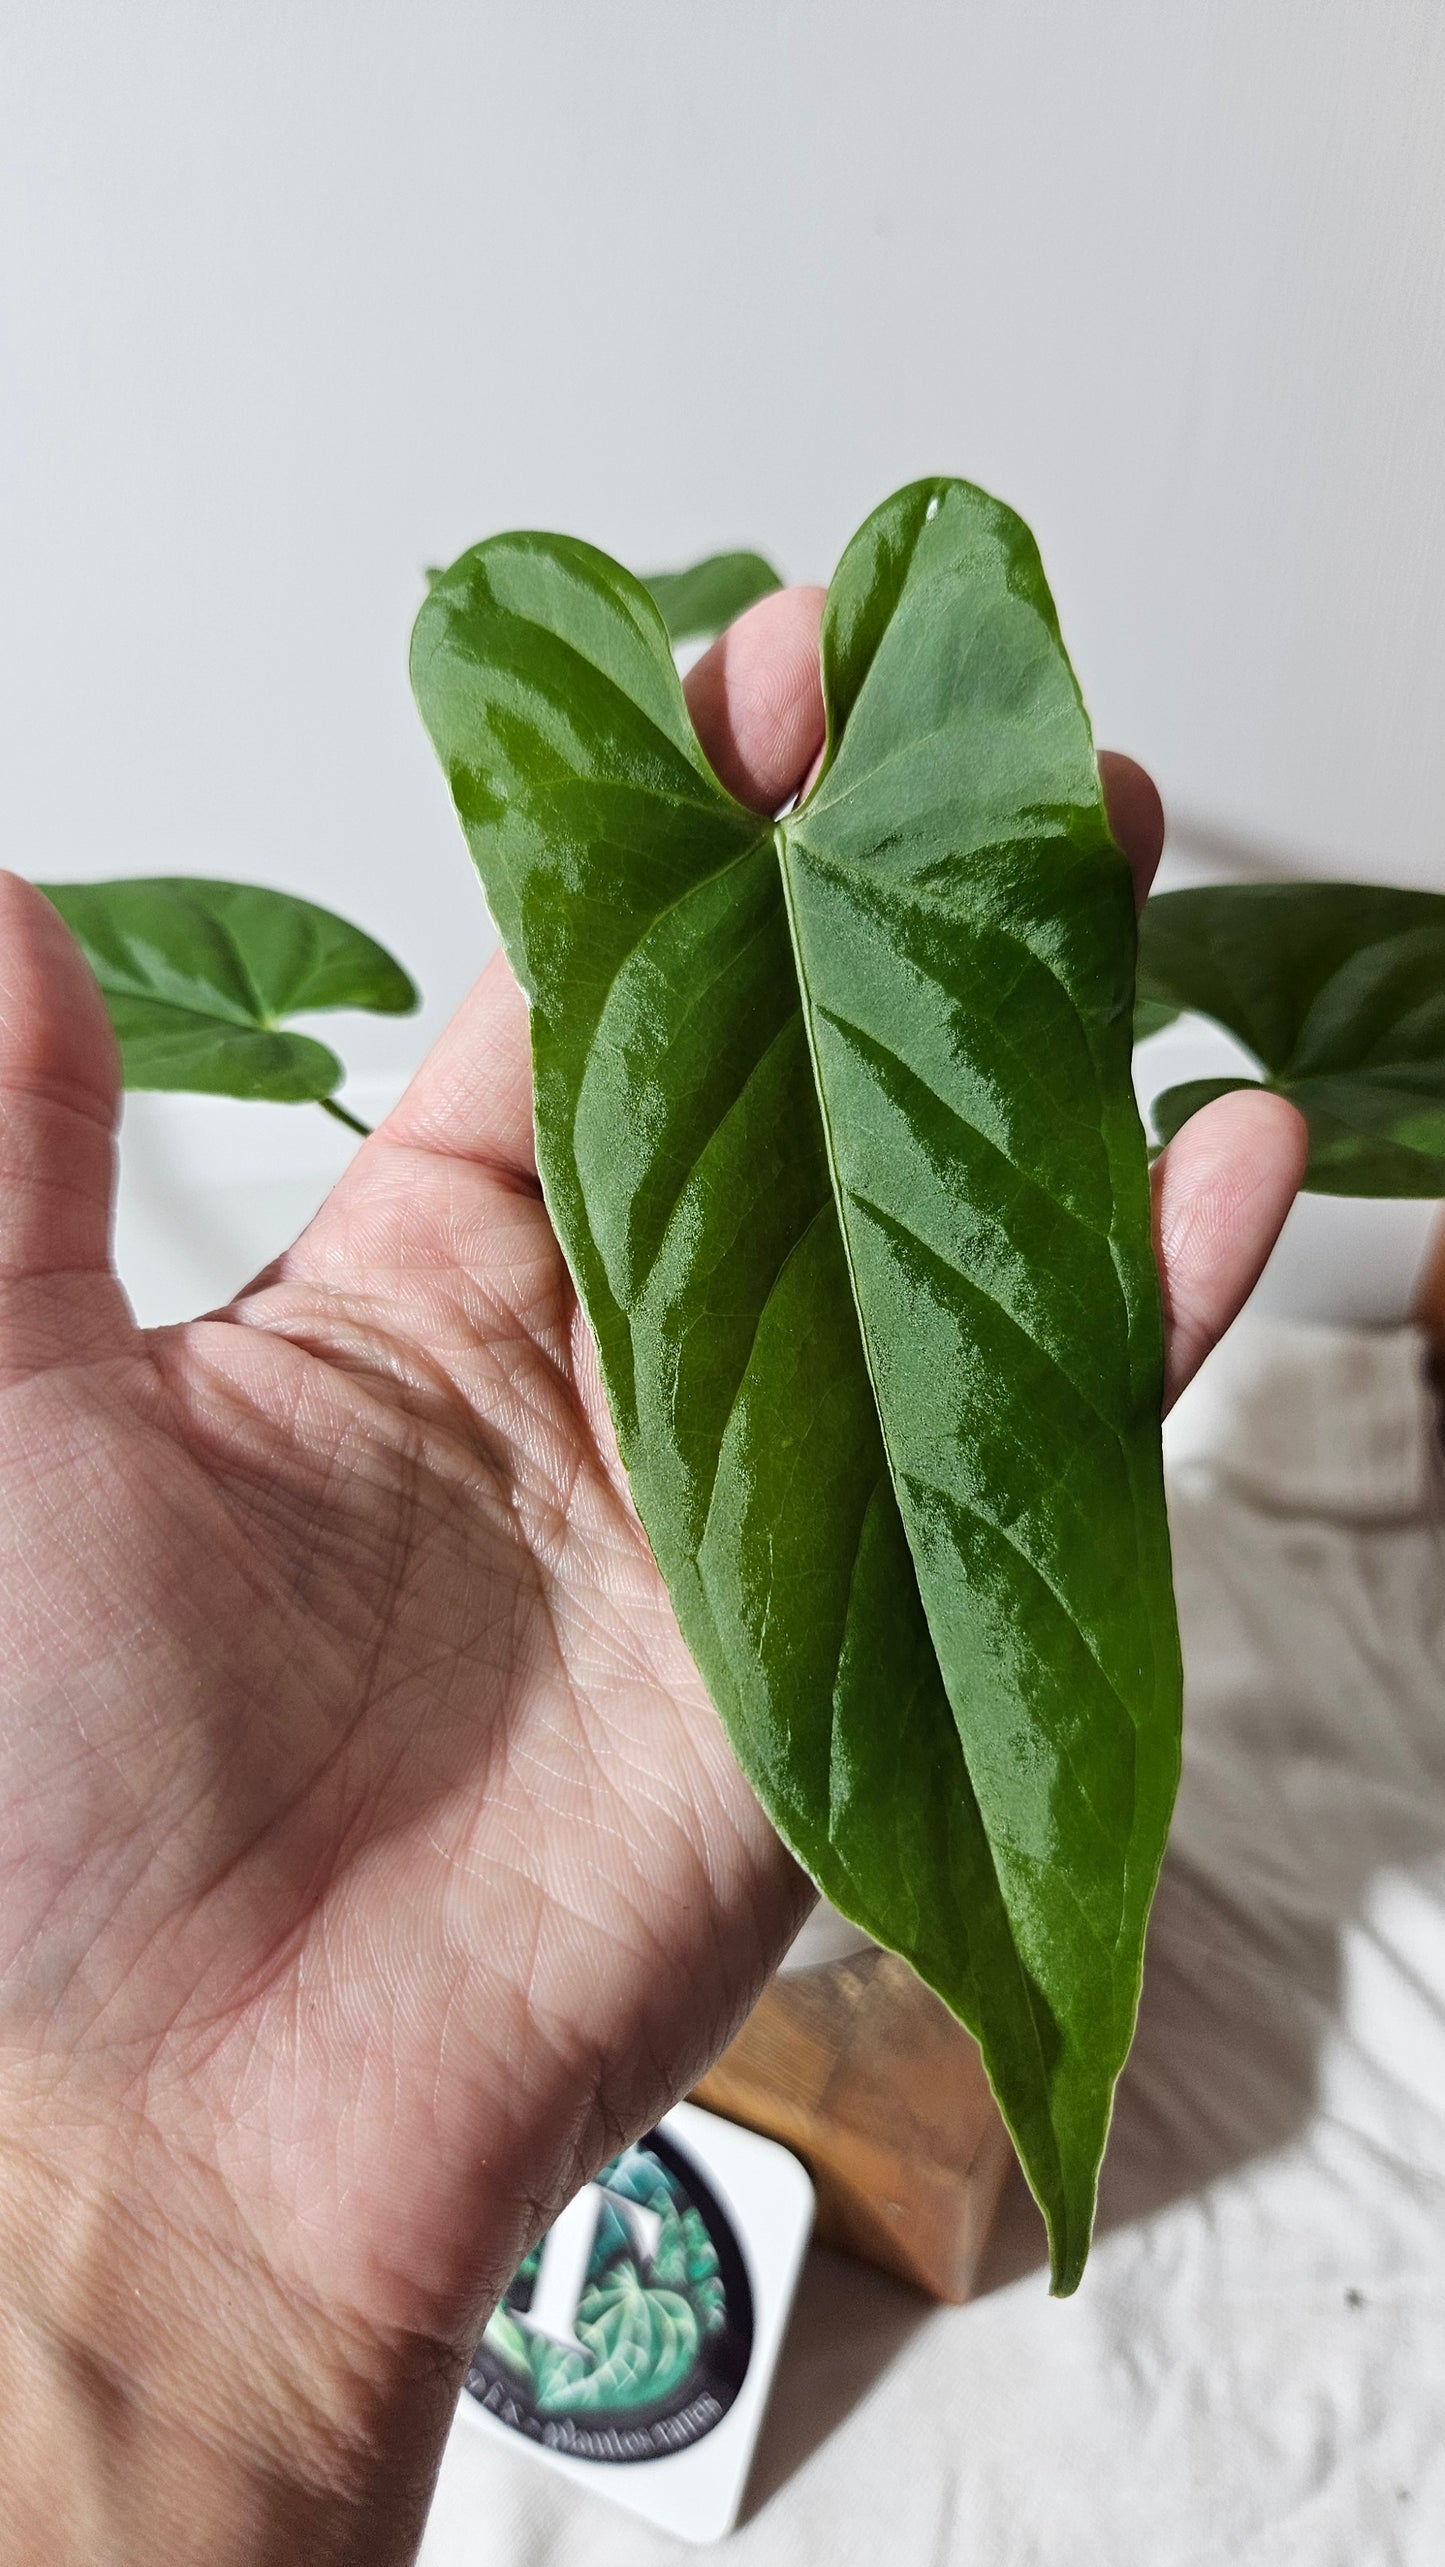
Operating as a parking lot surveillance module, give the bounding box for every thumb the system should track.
[0,874,129,1369]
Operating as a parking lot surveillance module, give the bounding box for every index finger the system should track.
[1098,749,1166,910]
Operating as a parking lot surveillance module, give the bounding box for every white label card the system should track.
[447,2102,814,2544]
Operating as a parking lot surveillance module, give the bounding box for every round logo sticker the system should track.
[465,2128,754,2464]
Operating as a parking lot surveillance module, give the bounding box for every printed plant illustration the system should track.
[483,2148,728,2417]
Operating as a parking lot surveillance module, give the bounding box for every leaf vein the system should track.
[899,1464,1140,1846]
[816,1001,1115,1249]
[693,1201,832,1563]
[628,1012,799,1302]
[845,1188,1122,1443]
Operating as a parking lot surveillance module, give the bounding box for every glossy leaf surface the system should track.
[38,878,417,1102]
[412,478,1181,2291]
[640,550,783,642]
[1139,884,1445,1194]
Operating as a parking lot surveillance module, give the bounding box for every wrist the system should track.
[0,2125,462,2566]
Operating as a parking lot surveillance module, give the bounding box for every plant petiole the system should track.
[319,1095,373,1138]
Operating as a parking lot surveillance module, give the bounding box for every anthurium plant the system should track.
[411,480,1179,2294]
[39,483,1445,2292]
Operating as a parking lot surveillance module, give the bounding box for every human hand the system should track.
[0,587,1306,2561]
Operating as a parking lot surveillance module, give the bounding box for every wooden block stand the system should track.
[692,1947,1014,2304]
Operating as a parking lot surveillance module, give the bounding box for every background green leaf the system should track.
[639,550,783,643]
[1139,883,1445,1194]
[38,877,417,1103]
[1133,993,1182,1043]
[412,480,1181,2293]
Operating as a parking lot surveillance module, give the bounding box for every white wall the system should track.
[3,0,1443,1301]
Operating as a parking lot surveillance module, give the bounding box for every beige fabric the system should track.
[422,1323,1445,2565]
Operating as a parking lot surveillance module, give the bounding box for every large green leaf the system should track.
[411,477,1181,2292]
[37,878,417,1103]
[1139,884,1445,1195]
[639,550,783,643]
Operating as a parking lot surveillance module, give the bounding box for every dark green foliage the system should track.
[640,550,783,642]
[412,477,1182,2291]
[1139,884,1445,1194]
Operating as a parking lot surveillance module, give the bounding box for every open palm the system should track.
[0,590,1305,2555]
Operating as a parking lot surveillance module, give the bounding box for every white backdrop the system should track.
[3,2,1443,1317]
